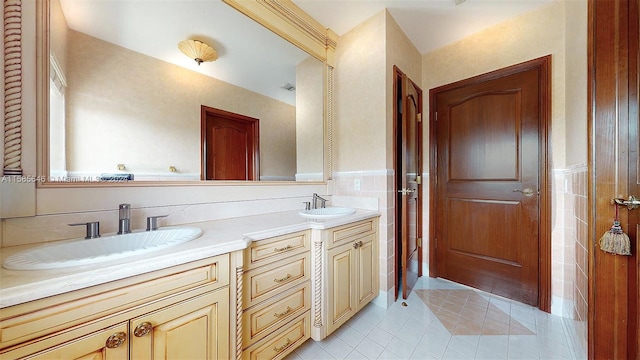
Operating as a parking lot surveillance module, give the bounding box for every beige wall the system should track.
[565,0,588,167]
[295,56,324,180]
[334,11,386,172]
[385,11,422,170]
[422,1,567,168]
[50,0,68,72]
[65,30,296,180]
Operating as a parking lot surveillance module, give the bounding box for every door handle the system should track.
[612,195,640,210]
[513,188,535,197]
[398,188,416,195]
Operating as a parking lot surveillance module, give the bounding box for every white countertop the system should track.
[0,209,379,308]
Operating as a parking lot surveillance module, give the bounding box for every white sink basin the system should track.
[298,207,356,219]
[3,227,202,270]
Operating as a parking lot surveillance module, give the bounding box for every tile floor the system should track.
[286,277,583,360]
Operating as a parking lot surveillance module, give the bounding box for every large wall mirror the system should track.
[39,0,331,184]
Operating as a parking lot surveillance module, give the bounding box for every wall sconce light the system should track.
[178,39,218,65]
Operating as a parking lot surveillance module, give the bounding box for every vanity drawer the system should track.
[242,311,310,360]
[243,253,310,309]
[242,281,311,346]
[244,230,310,270]
[0,254,229,348]
[329,219,376,247]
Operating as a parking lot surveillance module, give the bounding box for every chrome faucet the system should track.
[117,203,132,234]
[312,193,327,209]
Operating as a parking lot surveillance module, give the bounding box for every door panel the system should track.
[449,93,519,180]
[397,70,423,300]
[209,118,251,180]
[201,106,259,180]
[327,242,355,334]
[434,66,540,306]
[130,288,229,360]
[447,199,519,263]
[356,234,376,307]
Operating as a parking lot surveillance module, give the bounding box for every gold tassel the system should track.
[599,204,632,255]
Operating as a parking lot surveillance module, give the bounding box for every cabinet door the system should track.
[326,242,356,335]
[4,323,129,360]
[356,234,377,309]
[130,287,230,360]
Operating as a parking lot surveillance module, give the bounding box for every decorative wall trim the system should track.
[326,66,334,180]
[3,0,23,176]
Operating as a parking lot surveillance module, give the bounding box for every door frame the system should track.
[200,106,260,180]
[428,56,552,312]
[392,66,424,301]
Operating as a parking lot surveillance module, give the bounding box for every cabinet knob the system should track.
[105,331,126,349]
[353,241,363,249]
[134,322,153,337]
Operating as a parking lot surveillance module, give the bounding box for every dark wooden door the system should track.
[396,69,423,300]
[201,106,259,180]
[590,0,639,357]
[432,60,547,306]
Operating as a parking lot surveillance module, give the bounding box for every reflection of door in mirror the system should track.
[201,106,259,181]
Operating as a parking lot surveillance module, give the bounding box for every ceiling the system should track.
[294,0,554,53]
[59,0,554,104]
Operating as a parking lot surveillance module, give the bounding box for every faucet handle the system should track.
[68,221,101,239]
[146,215,168,231]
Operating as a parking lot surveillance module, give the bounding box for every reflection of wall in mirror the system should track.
[296,57,324,181]
[49,0,296,181]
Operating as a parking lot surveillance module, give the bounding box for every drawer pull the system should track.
[274,306,292,318]
[274,273,292,283]
[273,338,292,353]
[134,322,153,337]
[105,332,127,349]
[353,241,363,249]
[274,244,293,252]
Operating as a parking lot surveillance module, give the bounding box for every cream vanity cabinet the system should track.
[0,254,232,360]
[241,230,312,360]
[322,218,379,337]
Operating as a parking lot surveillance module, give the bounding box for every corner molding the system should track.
[3,0,23,176]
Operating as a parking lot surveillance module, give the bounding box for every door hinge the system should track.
[416,175,422,185]
[417,113,422,123]
[435,112,438,121]
[417,238,422,247]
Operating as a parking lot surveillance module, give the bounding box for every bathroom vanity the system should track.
[0,210,379,360]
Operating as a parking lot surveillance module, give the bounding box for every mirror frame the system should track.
[30,0,338,187]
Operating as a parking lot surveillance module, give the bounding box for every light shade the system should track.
[178,40,218,65]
